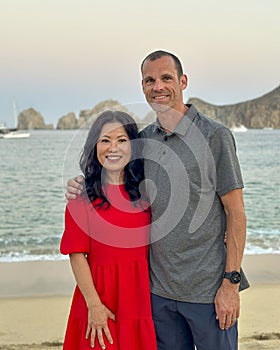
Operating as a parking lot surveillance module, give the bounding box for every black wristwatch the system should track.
[223,271,241,284]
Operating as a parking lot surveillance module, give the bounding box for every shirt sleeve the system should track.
[60,198,90,255]
[210,127,244,197]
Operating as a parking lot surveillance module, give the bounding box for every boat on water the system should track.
[230,124,248,133]
[0,125,17,138]
[0,99,30,139]
[0,125,30,139]
[1,130,30,139]
[0,123,12,133]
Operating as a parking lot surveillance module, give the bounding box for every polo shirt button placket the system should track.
[162,134,169,156]
[162,135,168,156]
[163,135,168,142]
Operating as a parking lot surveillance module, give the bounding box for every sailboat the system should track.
[0,99,30,139]
[2,130,30,139]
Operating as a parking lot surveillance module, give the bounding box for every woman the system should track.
[60,111,157,350]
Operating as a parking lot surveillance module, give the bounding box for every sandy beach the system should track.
[0,255,279,350]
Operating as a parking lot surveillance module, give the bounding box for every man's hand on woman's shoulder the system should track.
[65,175,84,201]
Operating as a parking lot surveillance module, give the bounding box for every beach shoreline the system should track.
[0,254,279,349]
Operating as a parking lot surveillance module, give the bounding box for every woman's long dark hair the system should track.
[79,110,144,208]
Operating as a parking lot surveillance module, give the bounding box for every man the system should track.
[66,50,249,350]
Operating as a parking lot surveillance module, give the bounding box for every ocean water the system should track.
[0,129,279,262]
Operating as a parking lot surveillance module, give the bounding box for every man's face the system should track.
[141,56,187,114]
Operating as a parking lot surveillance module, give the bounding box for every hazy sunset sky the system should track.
[1,0,279,126]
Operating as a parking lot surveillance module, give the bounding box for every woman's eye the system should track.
[119,139,127,143]
[101,139,109,143]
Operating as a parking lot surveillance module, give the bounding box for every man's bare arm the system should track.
[214,188,246,330]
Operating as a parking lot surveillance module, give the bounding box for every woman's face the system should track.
[97,122,132,180]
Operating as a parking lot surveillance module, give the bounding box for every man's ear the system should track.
[180,74,188,91]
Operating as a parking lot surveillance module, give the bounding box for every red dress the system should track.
[60,184,157,350]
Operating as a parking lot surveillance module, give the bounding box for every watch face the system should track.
[231,271,241,283]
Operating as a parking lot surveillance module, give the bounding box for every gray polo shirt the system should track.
[140,104,245,303]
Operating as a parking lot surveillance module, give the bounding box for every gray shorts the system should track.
[151,293,238,350]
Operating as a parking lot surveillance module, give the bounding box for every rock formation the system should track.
[17,108,54,130]
[187,85,280,129]
[57,112,77,129]
[76,100,138,128]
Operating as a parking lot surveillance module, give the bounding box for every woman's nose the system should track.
[108,141,118,151]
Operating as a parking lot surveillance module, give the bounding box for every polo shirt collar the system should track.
[152,104,198,136]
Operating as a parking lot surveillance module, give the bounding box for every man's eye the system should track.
[163,76,172,81]
[145,79,154,84]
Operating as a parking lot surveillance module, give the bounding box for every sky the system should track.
[0,0,279,127]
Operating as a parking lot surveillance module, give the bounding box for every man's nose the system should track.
[153,79,164,91]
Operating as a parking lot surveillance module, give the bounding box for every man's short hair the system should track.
[141,50,183,79]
